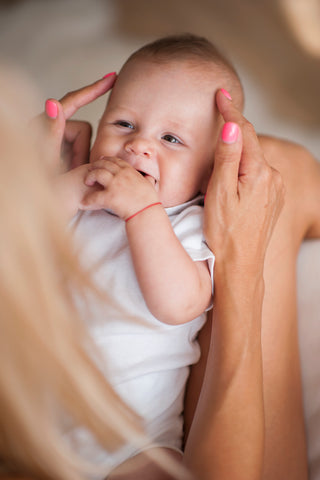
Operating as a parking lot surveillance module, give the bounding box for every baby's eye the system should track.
[115,120,134,129]
[162,134,181,144]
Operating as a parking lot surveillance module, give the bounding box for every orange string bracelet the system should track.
[125,202,162,222]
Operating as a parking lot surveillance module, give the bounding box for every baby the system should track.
[62,34,244,475]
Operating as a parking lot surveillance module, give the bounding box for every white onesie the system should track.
[70,195,215,476]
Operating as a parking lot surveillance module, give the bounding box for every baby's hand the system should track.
[81,157,159,220]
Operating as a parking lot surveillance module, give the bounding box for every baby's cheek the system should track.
[89,136,117,163]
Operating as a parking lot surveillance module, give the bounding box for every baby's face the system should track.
[90,59,222,207]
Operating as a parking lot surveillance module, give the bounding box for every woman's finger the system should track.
[43,99,66,172]
[217,89,266,178]
[204,122,243,246]
[62,120,92,169]
[59,73,117,119]
[217,90,262,154]
[216,89,245,125]
[45,72,116,166]
[34,74,116,173]
[210,122,243,197]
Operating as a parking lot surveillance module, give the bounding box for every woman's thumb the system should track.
[208,122,242,199]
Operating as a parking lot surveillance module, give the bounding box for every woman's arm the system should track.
[184,265,265,480]
[184,90,284,480]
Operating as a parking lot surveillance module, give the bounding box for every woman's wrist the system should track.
[213,258,265,328]
[214,252,265,288]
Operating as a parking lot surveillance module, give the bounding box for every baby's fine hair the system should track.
[126,33,236,73]
[124,33,244,108]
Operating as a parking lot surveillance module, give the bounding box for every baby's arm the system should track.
[82,157,212,325]
[126,205,212,325]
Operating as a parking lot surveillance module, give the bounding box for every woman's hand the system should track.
[204,89,285,278]
[41,73,116,172]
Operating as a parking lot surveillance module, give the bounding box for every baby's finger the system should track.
[80,190,109,210]
[89,157,126,174]
[85,167,113,187]
[60,73,117,119]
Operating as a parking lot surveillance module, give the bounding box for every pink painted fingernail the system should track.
[221,122,239,143]
[103,72,116,78]
[221,88,232,100]
[45,99,58,119]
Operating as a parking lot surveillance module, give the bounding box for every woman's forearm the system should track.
[184,266,265,480]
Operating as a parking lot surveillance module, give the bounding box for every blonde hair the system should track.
[0,70,149,480]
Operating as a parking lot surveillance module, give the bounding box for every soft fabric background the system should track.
[0,0,319,477]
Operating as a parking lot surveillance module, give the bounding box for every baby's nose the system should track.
[125,137,154,158]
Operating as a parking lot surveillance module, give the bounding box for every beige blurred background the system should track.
[0,0,319,157]
[0,0,319,477]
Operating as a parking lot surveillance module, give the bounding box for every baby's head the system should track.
[91,34,244,207]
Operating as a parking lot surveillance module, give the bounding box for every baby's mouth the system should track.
[138,170,157,188]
